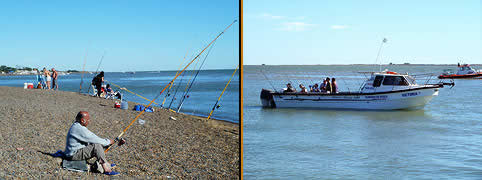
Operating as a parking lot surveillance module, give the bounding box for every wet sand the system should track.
[0,86,239,178]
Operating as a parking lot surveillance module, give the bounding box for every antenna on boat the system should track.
[374,38,387,72]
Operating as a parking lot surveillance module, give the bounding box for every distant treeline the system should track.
[0,65,79,73]
[0,65,30,73]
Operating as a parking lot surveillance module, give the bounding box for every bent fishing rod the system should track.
[105,19,237,153]
[206,65,238,120]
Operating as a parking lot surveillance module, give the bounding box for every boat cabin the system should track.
[456,64,476,75]
[360,72,418,93]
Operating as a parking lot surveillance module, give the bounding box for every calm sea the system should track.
[0,69,239,123]
[243,65,481,179]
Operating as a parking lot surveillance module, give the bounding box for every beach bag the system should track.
[134,105,144,111]
[145,107,153,112]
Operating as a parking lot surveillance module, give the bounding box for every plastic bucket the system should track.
[120,101,128,110]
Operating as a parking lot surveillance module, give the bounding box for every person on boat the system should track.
[331,78,338,93]
[92,71,104,97]
[299,84,308,93]
[64,111,123,175]
[311,83,320,92]
[43,68,51,89]
[284,83,297,92]
[51,68,59,90]
[320,79,327,92]
[325,77,332,93]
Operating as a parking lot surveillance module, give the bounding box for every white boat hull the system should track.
[261,88,440,110]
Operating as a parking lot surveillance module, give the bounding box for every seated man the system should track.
[64,111,120,175]
[284,83,297,92]
[299,84,308,93]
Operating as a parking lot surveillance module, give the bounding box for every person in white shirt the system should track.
[64,111,123,175]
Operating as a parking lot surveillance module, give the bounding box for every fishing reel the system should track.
[115,137,126,146]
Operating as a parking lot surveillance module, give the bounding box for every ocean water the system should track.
[243,65,482,179]
[0,69,239,123]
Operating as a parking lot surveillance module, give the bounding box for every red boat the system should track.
[438,64,482,79]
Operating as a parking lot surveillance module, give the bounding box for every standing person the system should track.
[325,77,332,93]
[36,69,45,89]
[44,68,51,89]
[64,111,121,175]
[92,71,104,97]
[332,78,338,93]
[51,68,59,90]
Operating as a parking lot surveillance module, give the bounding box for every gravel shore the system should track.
[0,86,239,179]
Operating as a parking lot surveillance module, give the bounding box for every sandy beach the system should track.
[0,86,239,178]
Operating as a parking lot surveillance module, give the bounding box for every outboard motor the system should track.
[260,89,276,108]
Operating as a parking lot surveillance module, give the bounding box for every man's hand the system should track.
[109,139,115,145]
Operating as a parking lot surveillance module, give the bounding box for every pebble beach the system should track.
[0,86,239,178]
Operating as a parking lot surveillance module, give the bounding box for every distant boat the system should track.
[261,70,454,110]
[438,64,482,79]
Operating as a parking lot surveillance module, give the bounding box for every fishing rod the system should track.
[374,38,388,72]
[175,56,202,112]
[167,65,188,109]
[258,67,277,91]
[88,51,106,95]
[176,42,216,112]
[105,19,237,153]
[160,51,190,108]
[104,80,159,105]
[206,65,238,120]
[261,64,294,91]
[79,48,89,93]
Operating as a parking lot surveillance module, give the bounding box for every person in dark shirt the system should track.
[332,78,338,93]
[325,77,332,93]
[284,83,297,92]
[92,71,104,97]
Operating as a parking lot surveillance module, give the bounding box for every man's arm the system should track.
[73,125,112,146]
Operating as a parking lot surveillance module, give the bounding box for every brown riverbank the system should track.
[0,86,239,178]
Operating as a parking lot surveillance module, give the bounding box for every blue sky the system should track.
[0,1,239,72]
[244,0,481,65]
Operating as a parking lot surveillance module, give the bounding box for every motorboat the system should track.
[260,71,454,110]
[438,64,482,79]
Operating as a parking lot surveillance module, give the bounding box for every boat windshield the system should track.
[405,76,416,85]
[382,76,409,86]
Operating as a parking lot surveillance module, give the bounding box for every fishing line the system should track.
[258,68,277,91]
[104,20,237,153]
[161,49,190,108]
[177,41,217,112]
[105,80,159,105]
[79,47,89,93]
